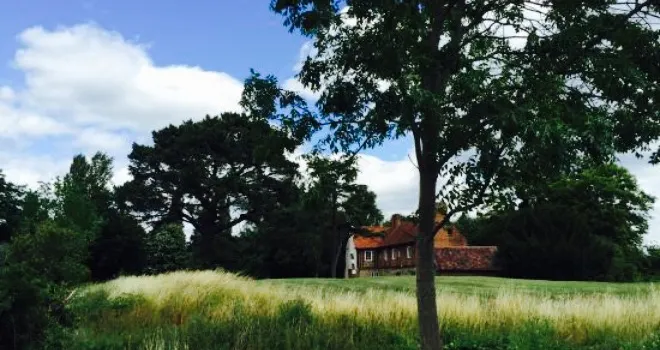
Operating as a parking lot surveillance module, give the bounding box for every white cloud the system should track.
[0,86,15,101]
[0,23,245,191]
[617,151,660,244]
[13,24,243,131]
[282,77,321,101]
[111,165,131,187]
[0,152,70,188]
[356,152,419,218]
[74,128,129,154]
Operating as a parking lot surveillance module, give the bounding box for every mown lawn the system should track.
[67,271,660,350]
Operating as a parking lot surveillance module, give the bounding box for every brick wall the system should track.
[435,247,498,271]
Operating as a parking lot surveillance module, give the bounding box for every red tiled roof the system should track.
[356,220,466,249]
[354,235,384,249]
[363,225,387,234]
[435,246,499,271]
[382,221,417,246]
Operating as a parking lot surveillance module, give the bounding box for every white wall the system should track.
[344,235,357,278]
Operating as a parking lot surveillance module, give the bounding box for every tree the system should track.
[644,245,660,279]
[494,203,618,280]
[53,153,147,281]
[88,211,147,280]
[145,223,189,274]
[53,153,113,243]
[18,185,55,236]
[454,214,499,246]
[236,187,321,278]
[120,113,300,269]
[262,1,660,348]
[305,155,383,277]
[544,164,653,251]
[0,171,23,243]
[473,164,653,281]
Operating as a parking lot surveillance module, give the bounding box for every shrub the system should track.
[0,222,88,349]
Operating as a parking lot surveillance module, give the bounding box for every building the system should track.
[344,212,498,278]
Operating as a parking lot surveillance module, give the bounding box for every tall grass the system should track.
[68,270,660,349]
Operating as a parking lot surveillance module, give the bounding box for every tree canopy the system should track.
[265,1,660,348]
[0,171,22,243]
[120,113,301,268]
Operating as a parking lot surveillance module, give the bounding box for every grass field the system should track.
[267,274,657,296]
[67,270,660,349]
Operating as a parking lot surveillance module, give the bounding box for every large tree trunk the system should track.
[331,227,350,279]
[330,234,342,278]
[330,193,339,278]
[416,170,442,350]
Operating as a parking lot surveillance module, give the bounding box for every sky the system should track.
[0,1,659,243]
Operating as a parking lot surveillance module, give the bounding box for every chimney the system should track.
[391,214,402,228]
[434,212,445,224]
[434,203,447,224]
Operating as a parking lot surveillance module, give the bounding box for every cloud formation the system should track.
[1,23,244,187]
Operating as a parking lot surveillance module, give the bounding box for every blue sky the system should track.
[0,0,302,83]
[1,1,659,243]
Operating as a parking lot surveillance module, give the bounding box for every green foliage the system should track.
[480,165,653,281]
[53,153,112,243]
[454,215,498,246]
[0,171,23,243]
[88,211,147,281]
[644,245,660,279]
[240,155,383,278]
[304,155,383,277]
[7,222,89,285]
[0,222,88,349]
[18,186,55,235]
[45,153,149,281]
[238,198,322,278]
[544,164,654,250]
[493,204,621,281]
[120,113,300,269]
[145,223,189,274]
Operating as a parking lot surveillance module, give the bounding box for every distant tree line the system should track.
[456,164,656,282]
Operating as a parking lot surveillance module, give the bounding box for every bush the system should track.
[0,222,88,349]
[145,223,189,274]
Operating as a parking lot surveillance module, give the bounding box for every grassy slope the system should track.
[266,275,655,296]
[68,271,660,350]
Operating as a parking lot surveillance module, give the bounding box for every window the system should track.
[406,246,413,259]
[383,251,388,261]
[365,250,373,262]
[391,248,396,260]
[351,263,355,270]
[350,253,354,260]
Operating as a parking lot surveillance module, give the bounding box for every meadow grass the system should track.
[68,270,660,349]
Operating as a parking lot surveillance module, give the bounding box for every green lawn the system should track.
[266,275,656,297]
